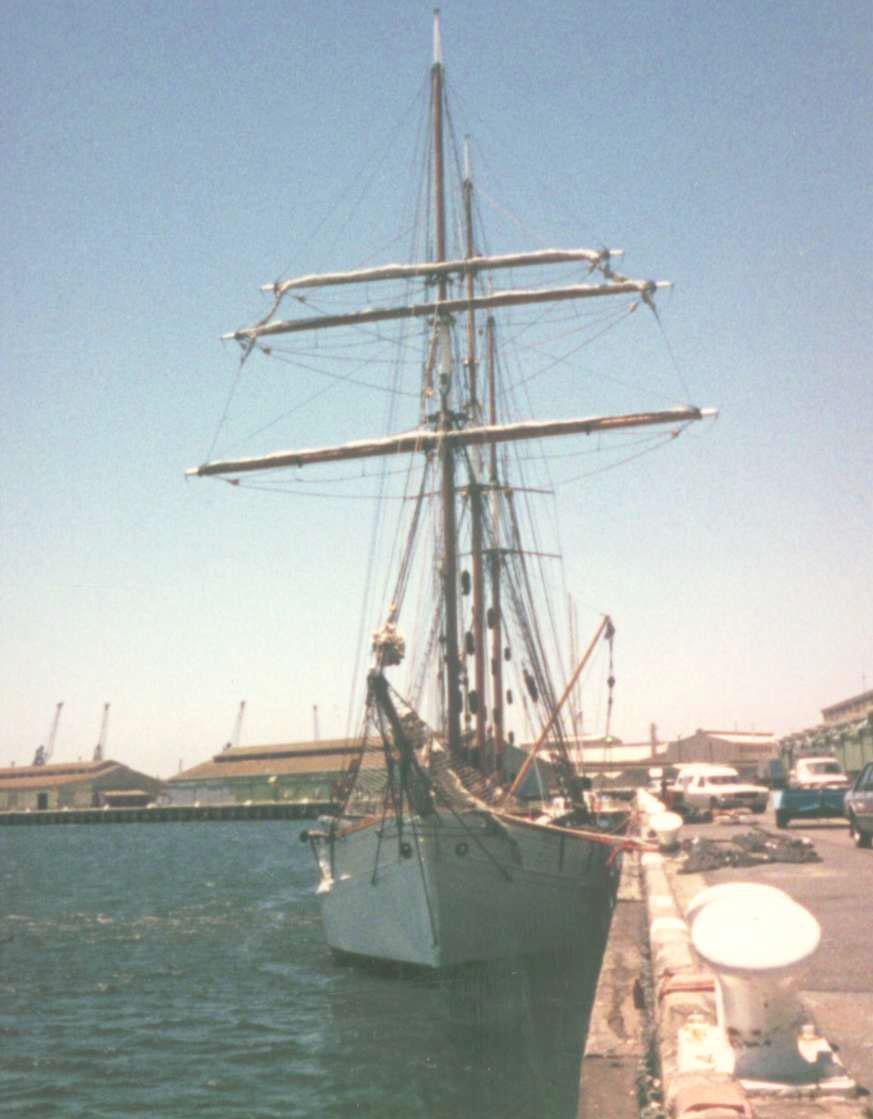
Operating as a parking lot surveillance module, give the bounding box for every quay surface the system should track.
[0,801,336,825]
[579,854,646,1119]
[582,805,873,1118]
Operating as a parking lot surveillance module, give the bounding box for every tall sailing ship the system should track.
[188,14,714,969]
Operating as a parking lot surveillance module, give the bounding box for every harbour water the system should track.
[0,822,605,1118]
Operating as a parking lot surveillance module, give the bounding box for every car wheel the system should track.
[850,816,872,849]
[776,810,790,829]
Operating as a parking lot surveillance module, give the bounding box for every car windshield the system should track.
[808,761,841,774]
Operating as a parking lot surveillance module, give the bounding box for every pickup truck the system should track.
[773,756,850,828]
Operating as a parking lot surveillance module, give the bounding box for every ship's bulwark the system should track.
[315,810,620,969]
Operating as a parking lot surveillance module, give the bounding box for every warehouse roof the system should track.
[695,729,777,746]
[0,760,118,790]
[170,739,379,782]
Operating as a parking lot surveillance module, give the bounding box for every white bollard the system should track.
[649,810,683,850]
[690,885,825,1084]
[686,882,789,927]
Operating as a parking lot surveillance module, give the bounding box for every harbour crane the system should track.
[32,702,64,766]
[223,700,246,751]
[93,703,110,762]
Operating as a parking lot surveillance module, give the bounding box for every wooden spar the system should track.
[568,595,581,738]
[463,138,487,762]
[432,28,447,294]
[432,13,462,756]
[462,139,479,418]
[259,248,624,294]
[223,280,671,341]
[486,316,504,766]
[186,407,717,478]
[498,615,614,805]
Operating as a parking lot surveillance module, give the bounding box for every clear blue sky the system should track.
[3,1,871,777]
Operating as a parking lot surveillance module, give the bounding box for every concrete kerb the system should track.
[640,849,747,1118]
[639,793,748,1117]
[636,793,870,1119]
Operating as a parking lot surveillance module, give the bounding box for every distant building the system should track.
[0,760,163,813]
[822,688,873,727]
[165,739,372,806]
[777,688,873,778]
[665,729,777,777]
[502,736,671,795]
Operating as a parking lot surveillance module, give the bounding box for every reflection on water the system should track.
[0,823,608,1119]
[322,937,608,1119]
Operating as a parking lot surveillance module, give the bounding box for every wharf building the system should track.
[501,735,672,796]
[164,739,373,807]
[662,729,777,778]
[503,729,776,793]
[0,760,164,813]
[779,687,873,778]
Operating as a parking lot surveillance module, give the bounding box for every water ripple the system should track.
[0,821,599,1118]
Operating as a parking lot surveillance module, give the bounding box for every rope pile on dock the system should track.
[677,828,821,874]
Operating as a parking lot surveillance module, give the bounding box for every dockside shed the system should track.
[0,760,164,812]
[165,739,373,806]
[665,729,777,777]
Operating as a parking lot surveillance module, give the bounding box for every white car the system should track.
[788,756,850,789]
[671,764,769,816]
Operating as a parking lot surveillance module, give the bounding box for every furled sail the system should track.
[223,280,671,342]
[187,406,716,478]
[259,248,625,295]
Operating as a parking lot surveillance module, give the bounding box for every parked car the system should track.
[844,761,873,849]
[668,764,769,818]
[774,784,848,828]
[788,756,850,789]
[772,755,851,828]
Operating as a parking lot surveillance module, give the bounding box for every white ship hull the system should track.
[313,810,620,969]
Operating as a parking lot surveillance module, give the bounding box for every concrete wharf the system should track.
[0,801,336,826]
[581,805,873,1119]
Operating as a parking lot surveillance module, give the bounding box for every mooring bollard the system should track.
[689,884,829,1084]
[685,881,790,926]
[648,810,683,851]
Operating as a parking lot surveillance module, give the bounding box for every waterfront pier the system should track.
[582,801,873,1117]
[0,801,335,826]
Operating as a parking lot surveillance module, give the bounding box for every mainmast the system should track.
[463,137,488,763]
[486,316,505,766]
[432,9,463,755]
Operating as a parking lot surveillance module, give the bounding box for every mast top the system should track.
[433,9,442,65]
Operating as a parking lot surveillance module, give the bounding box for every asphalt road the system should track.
[675,806,873,1095]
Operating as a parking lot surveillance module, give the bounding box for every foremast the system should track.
[431,15,463,757]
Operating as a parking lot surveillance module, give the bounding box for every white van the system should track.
[671,764,769,815]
